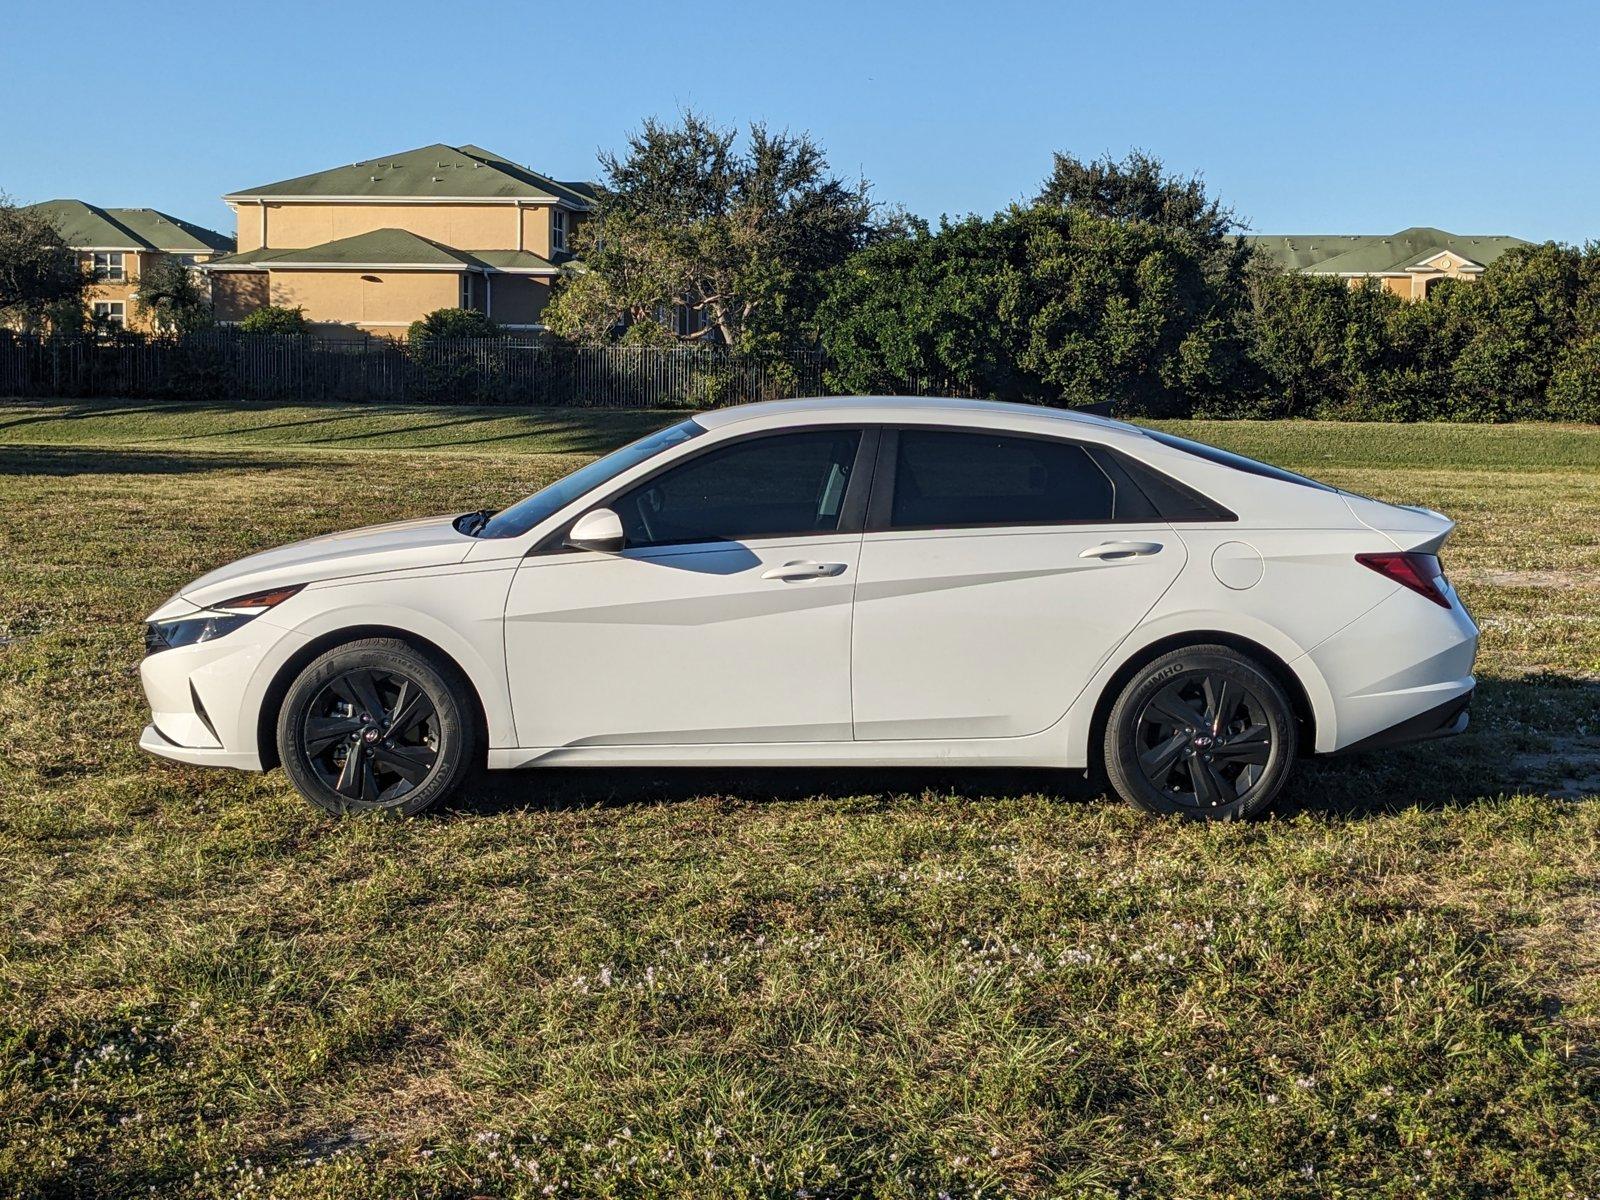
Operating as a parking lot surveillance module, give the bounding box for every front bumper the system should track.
[140,722,265,770]
[138,610,305,772]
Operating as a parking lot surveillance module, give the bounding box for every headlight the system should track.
[144,585,304,656]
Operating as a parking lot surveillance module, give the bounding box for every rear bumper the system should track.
[1332,689,1472,755]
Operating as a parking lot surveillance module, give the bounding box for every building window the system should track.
[93,301,125,327]
[551,209,568,253]
[92,251,125,281]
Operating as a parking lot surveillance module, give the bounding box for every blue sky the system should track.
[4,0,1597,243]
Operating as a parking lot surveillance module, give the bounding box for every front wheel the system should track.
[1103,645,1297,820]
[276,638,478,817]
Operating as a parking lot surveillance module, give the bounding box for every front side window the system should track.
[479,419,703,539]
[92,300,125,326]
[92,251,125,281]
[614,429,862,547]
[888,430,1120,529]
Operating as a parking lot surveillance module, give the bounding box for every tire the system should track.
[276,637,478,817]
[1103,645,1297,820]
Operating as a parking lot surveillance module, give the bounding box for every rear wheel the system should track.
[276,638,477,817]
[1103,645,1297,820]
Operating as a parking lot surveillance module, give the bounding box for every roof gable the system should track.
[228,143,594,205]
[1249,228,1530,274]
[203,229,560,273]
[21,199,232,253]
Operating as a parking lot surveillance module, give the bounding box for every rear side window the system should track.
[887,430,1141,528]
[1141,428,1336,493]
[613,429,862,547]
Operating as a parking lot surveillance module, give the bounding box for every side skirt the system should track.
[487,734,1075,771]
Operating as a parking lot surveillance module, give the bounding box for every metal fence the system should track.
[0,333,839,408]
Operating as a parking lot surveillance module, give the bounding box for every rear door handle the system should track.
[762,560,848,581]
[1079,540,1163,560]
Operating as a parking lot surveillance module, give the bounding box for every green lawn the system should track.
[1,400,1597,1199]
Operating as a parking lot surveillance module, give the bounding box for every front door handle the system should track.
[1079,540,1163,561]
[762,560,848,581]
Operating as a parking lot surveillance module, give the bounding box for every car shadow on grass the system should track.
[450,763,1090,818]
[450,676,1600,821]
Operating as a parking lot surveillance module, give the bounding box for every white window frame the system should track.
[551,208,568,253]
[92,251,126,281]
[93,300,126,326]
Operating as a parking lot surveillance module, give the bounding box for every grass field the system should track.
[1,399,1597,1199]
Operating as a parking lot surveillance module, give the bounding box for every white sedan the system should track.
[140,396,1478,820]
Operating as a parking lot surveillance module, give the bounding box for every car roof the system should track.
[694,395,1145,440]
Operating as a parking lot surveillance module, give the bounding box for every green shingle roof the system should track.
[23,199,233,253]
[202,230,560,273]
[1248,227,1529,274]
[227,143,594,207]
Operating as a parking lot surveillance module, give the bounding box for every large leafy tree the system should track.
[545,113,881,353]
[135,255,213,334]
[821,204,1249,415]
[0,194,86,331]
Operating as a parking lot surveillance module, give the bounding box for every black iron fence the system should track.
[0,332,843,408]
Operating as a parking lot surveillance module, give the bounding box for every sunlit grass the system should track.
[0,404,1596,1198]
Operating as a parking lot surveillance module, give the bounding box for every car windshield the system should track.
[1141,428,1337,493]
[475,419,704,538]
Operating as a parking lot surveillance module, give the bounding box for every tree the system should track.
[820,204,1250,415]
[135,255,212,334]
[0,194,87,331]
[1037,150,1237,243]
[237,305,308,334]
[407,306,500,346]
[545,112,881,354]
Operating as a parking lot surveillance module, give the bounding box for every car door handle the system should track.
[1079,540,1164,560]
[762,560,848,581]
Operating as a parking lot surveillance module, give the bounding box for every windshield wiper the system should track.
[455,509,495,537]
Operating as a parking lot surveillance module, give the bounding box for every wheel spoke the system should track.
[1139,732,1189,784]
[1212,723,1272,765]
[345,670,389,722]
[1145,685,1207,730]
[1187,754,1224,806]
[361,756,381,803]
[334,742,367,798]
[385,687,434,739]
[370,742,436,785]
[1206,677,1236,735]
[304,715,363,756]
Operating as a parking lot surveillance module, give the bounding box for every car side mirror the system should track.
[565,507,625,553]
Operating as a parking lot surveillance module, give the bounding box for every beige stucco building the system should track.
[20,200,233,332]
[1249,227,1530,299]
[202,144,593,336]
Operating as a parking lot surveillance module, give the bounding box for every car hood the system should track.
[173,514,475,610]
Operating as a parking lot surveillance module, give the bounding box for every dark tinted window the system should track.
[1141,428,1336,493]
[614,429,862,547]
[889,431,1121,528]
[480,419,702,538]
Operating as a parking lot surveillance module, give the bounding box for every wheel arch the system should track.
[255,624,491,771]
[1083,630,1322,774]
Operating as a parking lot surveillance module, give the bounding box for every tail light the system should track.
[1356,552,1451,608]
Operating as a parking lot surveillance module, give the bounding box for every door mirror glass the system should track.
[566,507,625,552]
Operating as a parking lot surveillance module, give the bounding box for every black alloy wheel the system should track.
[1133,671,1273,809]
[1103,645,1297,820]
[277,638,477,816]
[303,667,439,805]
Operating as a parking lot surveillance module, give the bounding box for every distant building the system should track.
[200,144,594,337]
[1248,227,1530,300]
[22,200,233,331]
